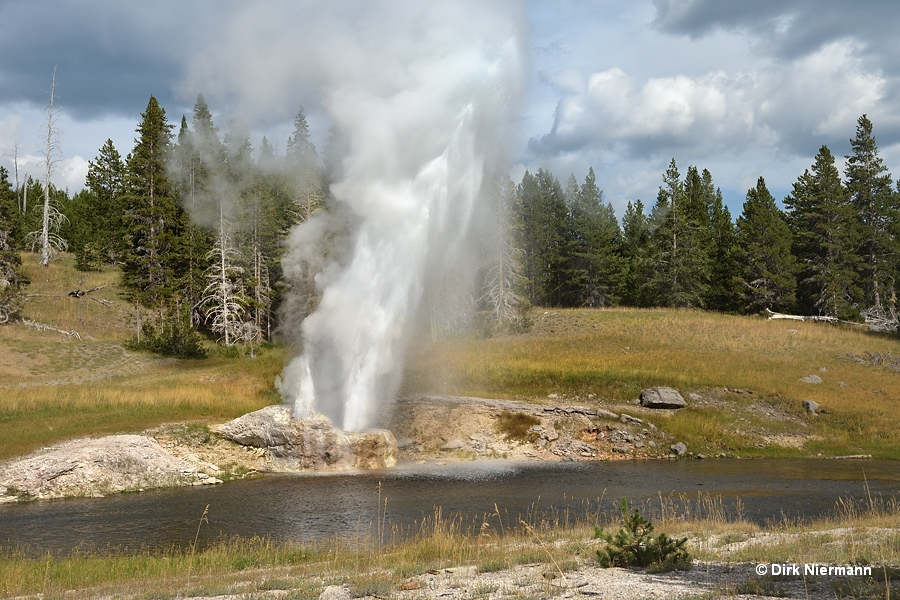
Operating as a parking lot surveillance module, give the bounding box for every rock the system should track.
[0,435,196,501]
[210,404,294,447]
[440,438,466,451]
[319,584,352,600]
[620,414,643,425]
[802,400,819,414]
[799,374,823,384]
[594,408,620,420]
[670,442,688,456]
[612,445,630,453]
[212,405,397,472]
[634,441,644,449]
[640,387,687,409]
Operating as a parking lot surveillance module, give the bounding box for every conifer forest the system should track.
[1,94,898,355]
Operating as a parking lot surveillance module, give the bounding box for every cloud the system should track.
[0,113,23,157]
[529,40,885,165]
[58,156,89,192]
[652,0,900,71]
[0,0,209,119]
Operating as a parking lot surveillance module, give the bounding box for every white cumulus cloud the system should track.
[530,40,885,164]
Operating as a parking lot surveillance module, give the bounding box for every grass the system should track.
[1,491,897,598]
[0,253,283,462]
[403,307,900,458]
[0,355,283,462]
[495,410,540,442]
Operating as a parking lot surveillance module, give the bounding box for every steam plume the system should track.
[183,1,525,430]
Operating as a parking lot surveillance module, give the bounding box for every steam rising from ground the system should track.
[184,2,525,431]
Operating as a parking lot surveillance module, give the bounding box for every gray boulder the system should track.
[640,387,687,409]
[799,374,823,384]
[802,400,819,414]
[440,438,466,450]
[212,405,397,472]
[670,442,688,456]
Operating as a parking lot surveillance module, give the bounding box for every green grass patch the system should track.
[495,410,540,442]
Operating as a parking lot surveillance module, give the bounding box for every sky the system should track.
[2,0,900,217]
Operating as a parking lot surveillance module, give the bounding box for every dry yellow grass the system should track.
[0,253,283,462]
[403,307,900,457]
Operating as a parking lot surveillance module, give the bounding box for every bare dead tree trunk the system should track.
[40,69,59,267]
[218,201,230,346]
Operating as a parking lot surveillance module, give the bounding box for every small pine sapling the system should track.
[594,498,691,572]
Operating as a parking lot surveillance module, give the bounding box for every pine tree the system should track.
[736,177,797,313]
[569,167,622,306]
[170,105,215,309]
[0,166,28,324]
[481,170,528,327]
[69,139,127,269]
[786,146,861,319]
[0,167,22,249]
[517,169,571,307]
[619,200,652,306]
[258,136,277,169]
[121,96,183,308]
[706,187,741,311]
[286,106,317,173]
[648,160,709,307]
[844,114,898,314]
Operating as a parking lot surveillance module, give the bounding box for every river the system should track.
[1,458,897,556]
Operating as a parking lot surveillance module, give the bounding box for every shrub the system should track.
[495,410,540,442]
[595,498,691,572]
[126,303,207,358]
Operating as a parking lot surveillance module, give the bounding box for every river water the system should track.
[1,458,898,556]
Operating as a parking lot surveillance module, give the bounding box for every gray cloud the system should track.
[0,1,215,119]
[653,0,900,65]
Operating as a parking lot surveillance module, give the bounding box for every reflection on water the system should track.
[1,459,897,556]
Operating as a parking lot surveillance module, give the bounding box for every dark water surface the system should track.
[1,458,898,555]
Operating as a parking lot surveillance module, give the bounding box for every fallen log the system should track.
[764,308,837,323]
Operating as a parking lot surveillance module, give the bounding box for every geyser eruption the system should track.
[277,7,524,431]
[183,1,524,432]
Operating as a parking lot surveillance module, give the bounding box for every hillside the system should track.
[0,253,283,462]
[2,252,900,464]
[401,307,900,459]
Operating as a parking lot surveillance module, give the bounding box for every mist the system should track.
[182,1,526,430]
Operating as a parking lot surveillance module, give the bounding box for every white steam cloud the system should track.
[183,1,525,431]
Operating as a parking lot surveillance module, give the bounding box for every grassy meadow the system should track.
[404,307,900,458]
[0,254,281,462]
[3,252,900,461]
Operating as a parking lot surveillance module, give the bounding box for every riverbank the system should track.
[3,493,898,599]
[0,388,882,503]
[3,267,899,467]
